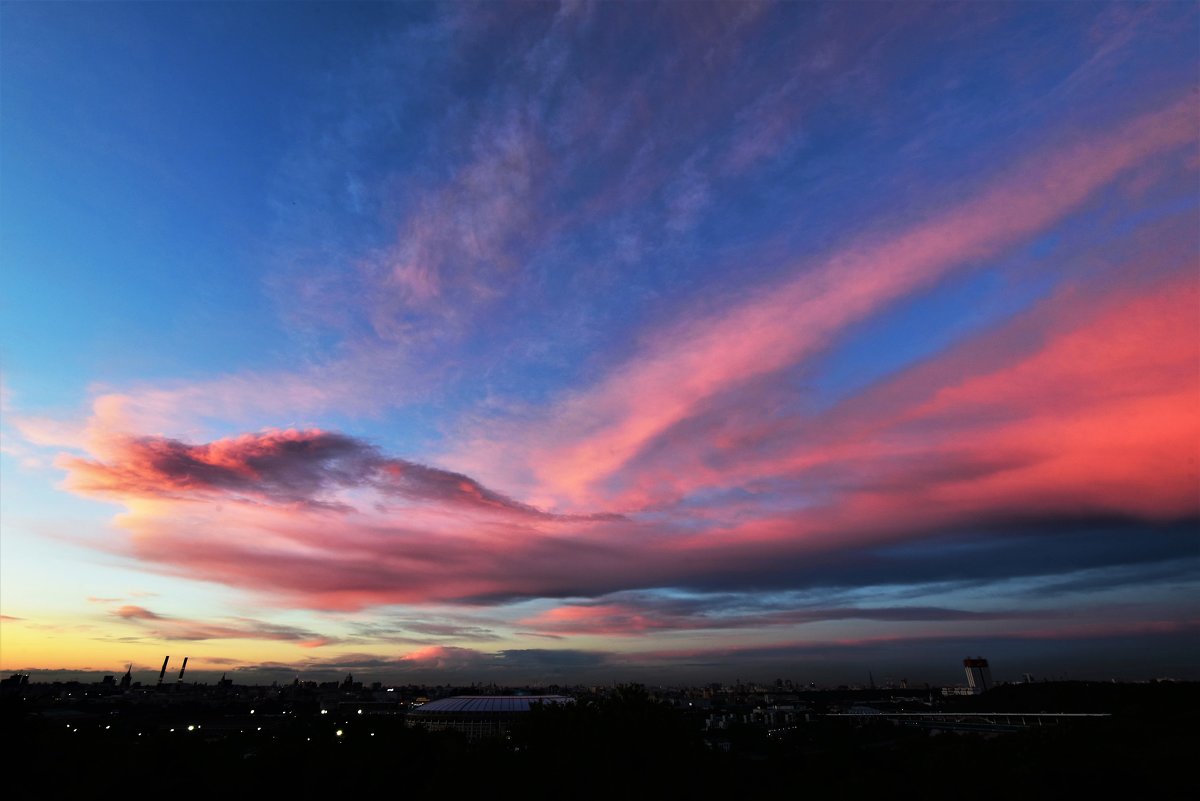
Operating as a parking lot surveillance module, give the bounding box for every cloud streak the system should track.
[452,94,1197,510]
[110,605,335,647]
[62,427,561,518]
[521,600,1055,638]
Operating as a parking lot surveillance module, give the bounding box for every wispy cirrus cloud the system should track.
[146,3,954,436]
[449,94,1197,511]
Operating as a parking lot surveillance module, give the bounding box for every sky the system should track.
[1,1,1197,688]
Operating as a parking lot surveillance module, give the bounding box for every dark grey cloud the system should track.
[636,625,1200,685]
[664,517,1200,598]
[110,604,336,644]
[494,649,610,670]
[232,647,612,681]
[524,587,1065,636]
[345,616,503,644]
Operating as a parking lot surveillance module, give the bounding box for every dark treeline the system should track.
[2,682,1195,799]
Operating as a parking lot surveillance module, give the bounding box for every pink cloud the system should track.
[604,269,1200,529]
[297,637,340,649]
[398,645,489,671]
[358,104,557,345]
[449,95,1196,511]
[61,427,552,517]
[524,603,664,635]
[114,605,164,621]
[50,272,1196,611]
[86,499,642,609]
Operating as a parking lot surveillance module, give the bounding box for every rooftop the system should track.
[413,695,573,714]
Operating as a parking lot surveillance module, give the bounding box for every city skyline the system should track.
[1,1,1197,685]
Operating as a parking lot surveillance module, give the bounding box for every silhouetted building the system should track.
[964,657,993,693]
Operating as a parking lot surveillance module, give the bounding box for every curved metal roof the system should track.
[412,695,573,714]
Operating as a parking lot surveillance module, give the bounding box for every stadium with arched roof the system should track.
[406,695,573,739]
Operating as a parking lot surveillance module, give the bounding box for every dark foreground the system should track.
[2,682,1196,799]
